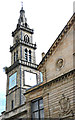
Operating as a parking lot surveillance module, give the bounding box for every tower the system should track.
[5,6,40,112]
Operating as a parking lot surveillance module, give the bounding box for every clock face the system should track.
[9,72,17,90]
[24,71,37,86]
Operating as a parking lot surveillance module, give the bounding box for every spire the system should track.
[17,2,29,28]
[21,1,23,10]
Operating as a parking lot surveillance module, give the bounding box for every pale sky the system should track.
[0,0,74,115]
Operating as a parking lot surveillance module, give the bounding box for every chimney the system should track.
[42,52,45,59]
[73,1,75,13]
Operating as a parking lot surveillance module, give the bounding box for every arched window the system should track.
[29,50,31,62]
[14,51,18,63]
[14,52,16,63]
[25,49,28,61]
[24,34,29,43]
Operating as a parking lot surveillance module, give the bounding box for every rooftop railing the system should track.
[19,59,38,69]
[10,39,37,52]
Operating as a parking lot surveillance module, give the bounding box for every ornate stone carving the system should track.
[56,58,63,70]
[59,94,73,117]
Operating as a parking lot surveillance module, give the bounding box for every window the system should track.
[29,50,31,62]
[14,51,18,63]
[25,49,28,61]
[24,34,29,43]
[40,72,43,82]
[14,52,16,62]
[11,100,14,109]
[16,50,18,61]
[31,98,44,119]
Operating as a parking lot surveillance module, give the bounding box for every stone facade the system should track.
[1,7,75,120]
[24,13,75,119]
[23,70,75,119]
[3,6,41,116]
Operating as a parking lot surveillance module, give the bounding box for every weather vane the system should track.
[21,1,23,9]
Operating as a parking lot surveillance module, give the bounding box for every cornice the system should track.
[10,40,37,52]
[12,25,34,37]
[38,13,75,69]
[24,69,75,95]
[6,60,38,74]
[4,103,27,117]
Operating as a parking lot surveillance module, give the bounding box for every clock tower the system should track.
[5,6,41,112]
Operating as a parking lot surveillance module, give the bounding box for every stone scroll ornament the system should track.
[59,94,73,117]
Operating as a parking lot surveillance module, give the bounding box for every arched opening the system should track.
[29,50,31,62]
[24,34,29,43]
[25,49,28,61]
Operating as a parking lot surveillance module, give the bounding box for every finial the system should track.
[21,1,23,10]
